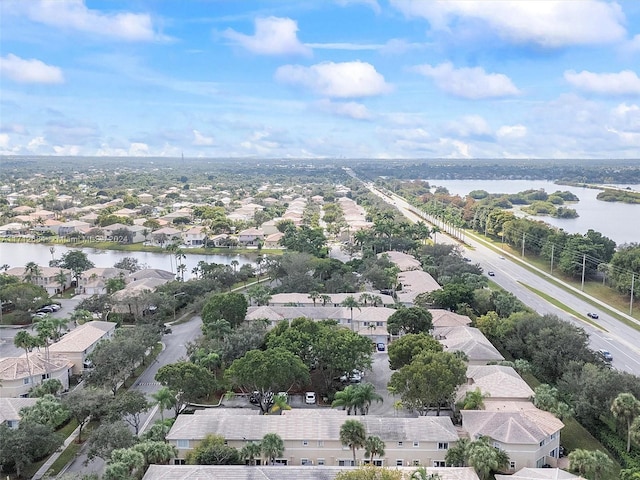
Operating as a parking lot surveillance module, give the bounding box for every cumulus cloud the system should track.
[316,99,372,119]
[9,0,162,42]
[444,115,493,139]
[412,62,519,99]
[193,130,214,146]
[129,142,149,156]
[564,70,640,96]
[275,61,392,98]
[391,0,625,47]
[223,17,311,56]
[497,125,527,139]
[0,54,64,84]
[0,134,10,149]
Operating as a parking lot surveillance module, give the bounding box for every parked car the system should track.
[340,369,363,384]
[47,304,61,311]
[376,342,386,352]
[37,306,55,313]
[587,312,599,319]
[31,312,47,319]
[598,349,613,362]
[305,392,316,404]
[487,271,495,277]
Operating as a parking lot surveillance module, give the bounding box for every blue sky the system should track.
[1,0,640,159]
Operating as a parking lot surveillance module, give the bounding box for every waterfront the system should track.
[0,242,254,280]
[425,179,640,245]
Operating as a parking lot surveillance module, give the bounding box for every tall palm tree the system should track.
[358,293,373,306]
[231,259,239,273]
[340,419,366,466]
[135,440,177,466]
[152,387,177,422]
[353,382,383,415]
[341,296,360,331]
[461,388,489,410]
[240,442,262,466]
[466,437,509,480]
[332,385,358,415]
[320,294,332,306]
[269,394,292,415]
[54,269,68,295]
[611,392,640,452]
[261,433,284,465]
[14,330,37,380]
[364,435,385,465]
[24,262,42,283]
[431,225,441,245]
[308,291,320,306]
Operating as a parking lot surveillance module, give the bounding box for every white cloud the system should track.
[275,61,392,98]
[27,136,47,151]
[391,0,626,47]
[53,144,81,156]
[412,62,519,99]
[564,70,640,96]
[444,115,492,138]
[13,0,162,42]
[0,54,64,84]
[497,125,527,139]
[129,142,149,156]
[193,130,214,146]
[223,17,311,56]
[335,0,381,14]
[0,133,10,149]
[316,99,372,120]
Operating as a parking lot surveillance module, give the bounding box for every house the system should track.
[0,222,28,236]
[138,193,154,203]
[0,397,38,429]
[208,233,230,247]
[431,310,472,328]
[32,218,63,235]
[268,293,395,308]
[456,365,534,404]
[237,228,265,246]
[48,320,117,374]
[78,267,128,294]
[6,266,73,295]
[434,326,504,365]
[396,270,441,306]
[260,219,281,235]
[78,212,99,225]
[263,232,284,249]
[380,251,422,271]
[58,220,91,237]
[142,465,480,480]
[462,401,564,471]
[0,354,73,397]
[182,226,207,247]
[167,409,460,467]
[102,224,148,243]
[495,468,586,480]
[150,227,182,246]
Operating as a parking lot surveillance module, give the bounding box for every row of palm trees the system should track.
[339,419,386,466]
[14,316,69,381]
[332,383,383,415]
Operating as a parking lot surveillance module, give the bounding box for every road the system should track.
[349,171,640,376]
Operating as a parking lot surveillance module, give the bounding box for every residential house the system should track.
[182,226,207,247]
[167,409,460,467]
[462,401,564,471]
[0,397,38,429]
[380,251,422,271]
[431,310,472,328]
[33,218,63,235]
[138,193,154,203]
[264,232,284,249]
[78,267,128,295]
[0,222,29,236]
[11,205,35,215]
[260,219,281,235]
[151,227,182,246]
[434,326,504,365]
[496,468,586,480]
[208,233,230,247]
[78,212,99,225]
[0,354,73,397]
[48,320,117,374]
[30,209,56,221]
[102,223,147,243]
[237,228,265,246]
[396,270,441,306]
[456,365,534,405]
[268,293,395,308]
[143,466,480,480]
[6,266,72,295]
[58,220,91,237]
[113,208,138,218]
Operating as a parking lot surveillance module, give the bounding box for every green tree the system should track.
[0,422,62,478]
[20,394,69,429]
[341,295,361,331]
[155,362,216,415]
[240,441,262,466]
[152,387,177,422]
[133,440,178,467]
[54,269,68,295]
[105,448,145,480]
[387,306,433,336]
[86,421,137,461]
[24,261,42,283]
[225,348,310,414]
[201,292,248,328]
[261,433,285,465]
[611,392,640,453]
[60,250,95,288]
[353,382,383,415]
[14,330,37,379]
[63,388,112,442]
[332,385,358,415]
[387,333,442,370]
[388,351,466,416]
[30,378,64,397]
[466,437,510,480]
[445,438,469,466]
[340,419,366,466]
[569,449,615,480]
[364,435,385,463]
[108,390,149,435]
[427,283,474,310]
[460,388,489,410]
[335,466,404,480]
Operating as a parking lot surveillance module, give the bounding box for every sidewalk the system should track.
[32,424,81,480]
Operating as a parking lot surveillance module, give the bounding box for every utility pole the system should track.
[631,273,636,316]
[581,254,586,291]
[521,232,525,258]
[550,244,554,275]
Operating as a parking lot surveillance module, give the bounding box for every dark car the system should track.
[37,306,55,313]
[587,312,599,319]
[598,349,613,362]
[487,271,495,277]
[376,342,386,352]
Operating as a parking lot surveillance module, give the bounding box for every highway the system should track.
[348,170,640,376]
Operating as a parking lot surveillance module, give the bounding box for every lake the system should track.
[0,243,255,280]
[424,179,639,246]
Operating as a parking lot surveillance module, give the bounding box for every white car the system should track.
[305,392,316,404]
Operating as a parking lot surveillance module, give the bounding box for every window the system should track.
[510,461,517,470]
[23,378,30,385]
[363,321,369,326]
[301,458,311,465]
[339,460,355,466]
[396,460,404,466]
[317,458,325,466]
[438,442,448,450]
[174,459,186,465]
[413,441,419,447]
[317,440,324,447]
[42,373,50,380]
[6,421,16,429]
[412,460,420,466]
[397,441,403,447]
[176,440,190,449]
[372,460,383,466]
[550,448,557,458]
[376,321,383,326]
[551,432,557,439]
[539,439,545,447]
[302,440,309,446]
[493,441,502,449]
[433,461,446,468]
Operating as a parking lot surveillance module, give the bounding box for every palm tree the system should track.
[466,437,509,480]
[320,294,332,306]
[341,296,360,331]
[261,433,284,465]
[332,385,358,415]
[269,394,292,415]
[152,387,177,422]
[14,330,37,380]
[611,392,640,452]
[589,450,615,480]
[364,435,385,464]
[353,382,383,415]
[54,269,68,295]
[461,388,489,410]
[340,419,366,466]
[24,261,42,283]
[358,293,373,306]
[231,259,239,273]
[135,440,178,466]
[445,438,469,467]
[49,246,56,264]
[308,291,320,306]
[240,442,262,466]
[431,225,441,245]
[568,449,598,478]
[410,467,443,480]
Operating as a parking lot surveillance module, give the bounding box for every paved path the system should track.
[32,424,82,479]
